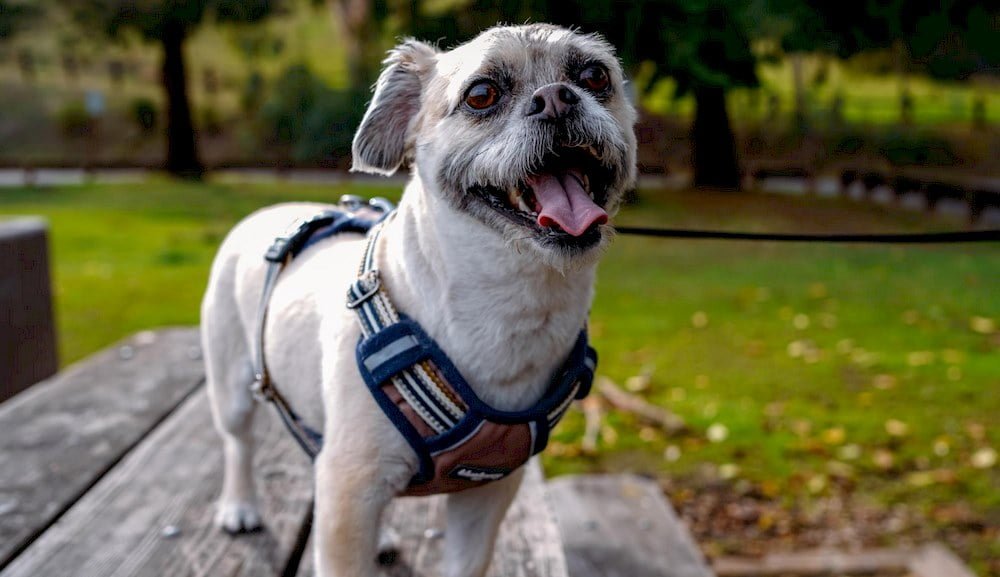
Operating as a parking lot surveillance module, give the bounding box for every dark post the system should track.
[0,219,58,402]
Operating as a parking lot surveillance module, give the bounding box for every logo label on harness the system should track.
[449,466,510,483]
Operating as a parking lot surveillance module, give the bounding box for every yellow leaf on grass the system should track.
[822,427,846,445]
[971,447,997,469]
[970,316,996,335]
[885,419,909,437]
[707,423,729,443]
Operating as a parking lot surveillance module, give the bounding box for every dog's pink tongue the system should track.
[529,170,608,236]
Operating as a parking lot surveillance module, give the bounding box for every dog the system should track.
[201,23,636,577]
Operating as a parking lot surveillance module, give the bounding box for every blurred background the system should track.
[0,1,996,575]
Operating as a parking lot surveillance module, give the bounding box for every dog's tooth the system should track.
[517,194,532,213]
[509,187,521,207]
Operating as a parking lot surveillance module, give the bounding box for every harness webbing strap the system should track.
[250,203,391,461]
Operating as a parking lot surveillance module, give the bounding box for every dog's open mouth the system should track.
[470,146,613,248]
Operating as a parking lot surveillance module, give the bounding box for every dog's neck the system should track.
[376,173,597,411]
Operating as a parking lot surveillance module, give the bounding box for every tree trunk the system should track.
[161,21,203,180]
[328,0,376,94]
[692,85,740,190]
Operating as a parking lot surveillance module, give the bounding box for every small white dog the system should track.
[201,23,636,577]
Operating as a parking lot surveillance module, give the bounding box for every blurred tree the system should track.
[758,0,998,124]
[397,0,757,190]
[324,0,378,94]
[63,1,289,179]
[0,0,40,40]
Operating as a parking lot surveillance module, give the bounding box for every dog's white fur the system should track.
[202,24,636,576]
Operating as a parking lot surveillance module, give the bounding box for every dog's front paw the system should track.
[215,500,263,534]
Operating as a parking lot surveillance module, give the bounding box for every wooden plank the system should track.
[713,542,977,577]
[1,387,314,577]
[713,547,915,576]
[0,217,57,401]
[298,459,568,577]
[547,474,714,577]
[909,543,977,577]
[0,328,204,570]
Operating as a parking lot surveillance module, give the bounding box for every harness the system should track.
[252,196,596,494]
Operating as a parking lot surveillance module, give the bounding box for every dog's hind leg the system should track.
[203,260,262,534]
[443,466,526,577]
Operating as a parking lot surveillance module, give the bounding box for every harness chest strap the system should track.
[348,218,596,494]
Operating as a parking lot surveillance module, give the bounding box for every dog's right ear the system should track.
[351,40,437,176]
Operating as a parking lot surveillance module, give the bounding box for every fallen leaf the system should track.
[902,310,920,325]
[826,460,855,478]
[639,426,658,442]
[691,311,709,329]
[670,387,686,402]
[885,419,909,437]
[663,445,681,462]
[906,471,935,487]
[719,463,740,479]
[838,444,862,460]
[793,314,810,330]
[946,366,962,381]
[625,374,650,392]
[906,351,935,367]
[970,316,996,335]
[807,474,828,494]
[707,423,729,443]
[933,438,950,457]
[872,449,895,470]
[822,427,846,445]
[808,283,827,299]
[873,374,897,390]
[971,447,997,469]
[695,374,711,388]
[966,422,986,441]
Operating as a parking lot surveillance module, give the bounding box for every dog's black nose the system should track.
[526,83,580,120]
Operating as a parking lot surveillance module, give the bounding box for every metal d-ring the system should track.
[346,270,382,309]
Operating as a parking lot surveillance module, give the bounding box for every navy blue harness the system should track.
[252,196,596,493]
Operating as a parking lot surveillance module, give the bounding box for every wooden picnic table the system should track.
[0,328,716,577]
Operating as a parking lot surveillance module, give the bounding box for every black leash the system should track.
[614,227,1000,244]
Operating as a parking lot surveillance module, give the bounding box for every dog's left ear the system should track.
[351,39,438,175]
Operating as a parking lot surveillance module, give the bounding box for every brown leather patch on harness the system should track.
[401,420,533,496]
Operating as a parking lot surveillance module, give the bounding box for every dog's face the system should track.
[352,24,637,264]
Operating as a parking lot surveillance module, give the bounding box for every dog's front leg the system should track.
[313,453,388,576]
[443,467,526,577]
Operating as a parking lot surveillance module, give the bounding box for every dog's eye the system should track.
[465,81,500,110]
[578,65,610,92]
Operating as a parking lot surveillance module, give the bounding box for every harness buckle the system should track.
[251,374,275,403]
[346,269,382,309]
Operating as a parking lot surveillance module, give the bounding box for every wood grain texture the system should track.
[297,459,568,577]
[909,543,978,577]
[0,328,204,569]
[0,218,58,401]
[547,474,715,577]
[1,387,314,577]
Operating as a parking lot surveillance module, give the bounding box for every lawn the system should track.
[1,180,997,571]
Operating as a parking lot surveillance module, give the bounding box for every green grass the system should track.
[1,180,997,563]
